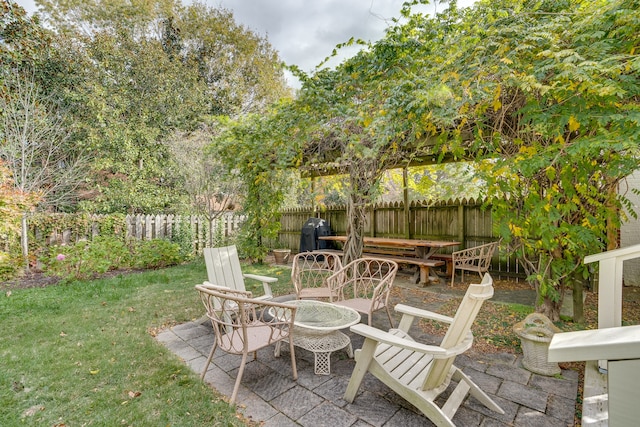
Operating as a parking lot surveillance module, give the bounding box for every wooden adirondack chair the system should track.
[203,245,276,300]
[291,251,343,300]
[344,273,504,427]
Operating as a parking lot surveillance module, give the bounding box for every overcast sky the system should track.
[16,0,475,88]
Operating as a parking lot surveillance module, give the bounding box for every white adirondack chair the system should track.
[203,245,276,300]
[344,273,504,427]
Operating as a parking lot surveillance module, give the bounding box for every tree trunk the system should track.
[21,213,29,272]
[571,272,585,323]
[343,194,365,265]
[538,296,561,322]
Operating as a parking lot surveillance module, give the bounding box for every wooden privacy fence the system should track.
[27,199,524,278]
[279,198,524,279]
[30,212,243,255]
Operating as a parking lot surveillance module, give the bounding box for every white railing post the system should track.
[584,243,640,371]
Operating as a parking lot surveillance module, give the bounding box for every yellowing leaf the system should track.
[90,370,100,375]
[568,116,580,132]
[492,85,502,111]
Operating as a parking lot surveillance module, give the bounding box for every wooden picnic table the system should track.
[318,236,460,285]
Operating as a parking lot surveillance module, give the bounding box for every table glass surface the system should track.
[285,300,360,331]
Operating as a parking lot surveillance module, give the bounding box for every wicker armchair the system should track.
[195,283,298,404]
[291,251,343,300]
[326,257,398,327]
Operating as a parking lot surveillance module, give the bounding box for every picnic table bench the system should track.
[317,236,459,285]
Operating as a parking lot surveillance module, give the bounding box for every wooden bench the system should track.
[312,248,344,256]
[430,253,453,276]
[363,254,444,285]
[361,246,417,258]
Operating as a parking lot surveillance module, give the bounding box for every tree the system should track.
[258,0,639,322]
[374,0,640,320]
[0,76,88,268]
[0,160,38,271]
[213,111,296,262]
[0,0,51,83]
[436,0,640,320]
[35,0,290,214]
[166,124,241,239]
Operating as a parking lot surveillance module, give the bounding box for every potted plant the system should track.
[272,242,291,265]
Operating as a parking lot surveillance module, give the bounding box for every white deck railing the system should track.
[550,243,640,426]
[584,243,640,330]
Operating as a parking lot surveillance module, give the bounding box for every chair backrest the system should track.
[195,283,295,355]
[203,245,246,292]
[331,257,398,307]
[423,273,494,389]
[453,241,499,271]
[291,251,343,296]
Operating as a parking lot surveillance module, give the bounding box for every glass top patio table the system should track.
[271,300,361,375]
[282,299,361,332]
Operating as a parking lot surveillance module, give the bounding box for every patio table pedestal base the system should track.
[277,327,353,375]
[272,300,360,375]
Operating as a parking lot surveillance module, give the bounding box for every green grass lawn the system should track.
[0,261,293,426]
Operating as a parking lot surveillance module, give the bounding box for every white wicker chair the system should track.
[291,251,343,300]
[195,283,298,404]
[326,257,398,328]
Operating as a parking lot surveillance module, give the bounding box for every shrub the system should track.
[133,239,184,269]
[170,218,195,261]
[42,236,131,283]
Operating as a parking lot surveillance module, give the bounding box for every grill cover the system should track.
[299,218,333,252]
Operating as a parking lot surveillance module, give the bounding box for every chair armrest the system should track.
[243,273,278,283]
[243,273,277,298]
[197,282,253,298]
[352,323,474,359]
[350,324,448,357]
[325,269,348,301]
[395,304,454,324]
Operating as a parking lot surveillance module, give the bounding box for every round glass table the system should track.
[273,300,361,375]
